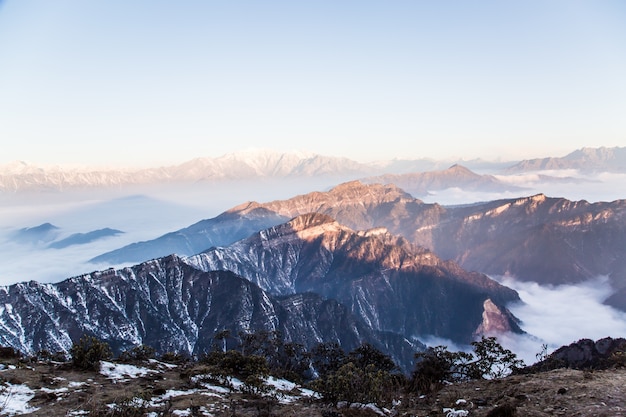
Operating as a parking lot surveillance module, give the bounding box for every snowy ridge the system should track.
[0,253,419,370]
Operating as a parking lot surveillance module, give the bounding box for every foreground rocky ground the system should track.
[1,356,625,417]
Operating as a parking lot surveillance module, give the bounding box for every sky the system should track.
[1,0,626,167]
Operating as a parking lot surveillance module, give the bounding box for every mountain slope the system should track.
[48,228,124,249]
[185,213,523,344]
[0,254,420,370]
[90,206,289,265]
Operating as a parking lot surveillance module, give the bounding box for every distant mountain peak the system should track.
[445,164,475,175]
[360,165,522,197]
[22,222,59,232]
[506,146,626,173]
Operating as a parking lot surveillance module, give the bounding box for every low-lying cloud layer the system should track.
[494,276,626,365]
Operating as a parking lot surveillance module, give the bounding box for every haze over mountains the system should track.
[2,146,625,193]
[1,145,625,366]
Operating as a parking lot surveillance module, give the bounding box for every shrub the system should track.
[469,336,525,379]
[34,349,67,363]
[311,342,346,379]
[201,350,270,394]
[410,337,524,394]
[159,351,189,364]
[410,346,473,394]
[70,335,112,371]
[310,343,402,407]
[311,362,398,407]
[118,344,156,363]
[0,346,21,359]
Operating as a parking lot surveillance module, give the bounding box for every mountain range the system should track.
[0,212,523,371]
[92,181,626,312]
[2,146,625,192]
[2,145,625,375]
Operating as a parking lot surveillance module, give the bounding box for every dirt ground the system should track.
[408,367,626,417]
[1,358,625,416]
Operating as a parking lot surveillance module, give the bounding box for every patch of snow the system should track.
[149,389,200,407]
[298,387,320,399]
[226,377,244,390]
[40,387,69,394]
[172,409,191,416]
[349,402,385,416]
[99,361,155,381]
[148,359,177,369]
[0,383,40,415]
[444,408,469,417]
[264,376,297,391]
[67,411,89,416]
[198,383,230,394]
[198,406,214,416]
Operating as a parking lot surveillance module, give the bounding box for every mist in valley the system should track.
[492,276,626,366]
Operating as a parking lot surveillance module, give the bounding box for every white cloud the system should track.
[494,276,626,365]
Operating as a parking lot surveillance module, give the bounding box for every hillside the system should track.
[0,349,624,416]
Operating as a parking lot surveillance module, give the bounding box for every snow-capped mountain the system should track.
[3,147,624,196]
[0,151,377,192]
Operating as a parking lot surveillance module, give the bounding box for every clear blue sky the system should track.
[1,0,625,167]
